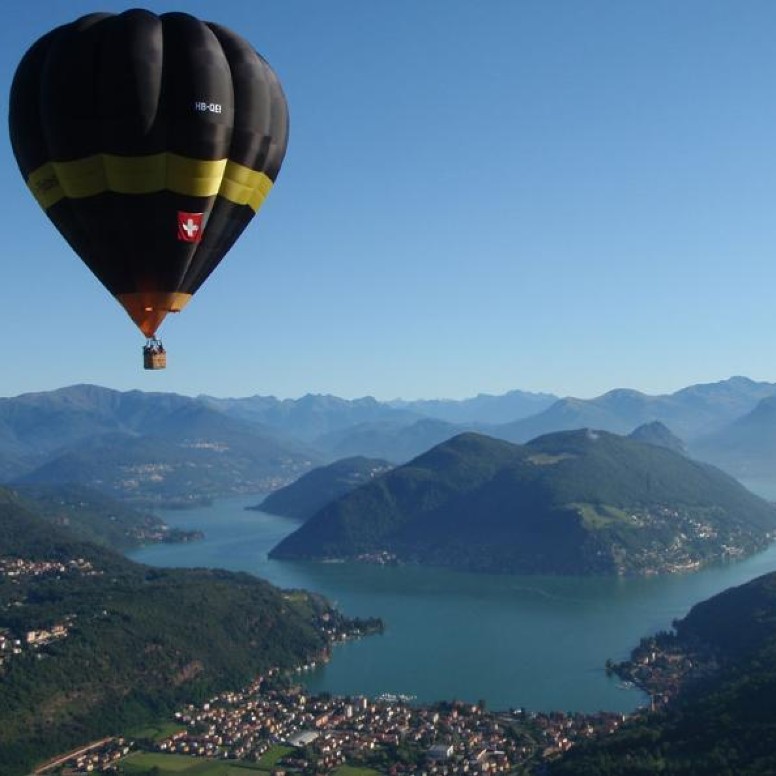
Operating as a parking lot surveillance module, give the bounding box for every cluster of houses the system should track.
[153,674,635,774]
[0,615,74,669]
[611,634,720,708]
[158,680,523,773]
[0,556,91,670]
[0,628,23,667]
[36,737,132,774]
[529,710,627,758]
[618,505,768,576]
[0,556,98,580]
[25,615,75,647]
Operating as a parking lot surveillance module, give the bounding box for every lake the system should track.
[128,495,776,714]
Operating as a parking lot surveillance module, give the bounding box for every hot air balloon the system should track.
[8,9,289,369]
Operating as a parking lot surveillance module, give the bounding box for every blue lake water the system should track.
[128,494,776,713]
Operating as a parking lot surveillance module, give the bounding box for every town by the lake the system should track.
[4,550,706,776]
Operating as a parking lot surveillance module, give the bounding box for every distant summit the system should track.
[270,430,776,575]
[388,389,558,424]
[692,394,776,479]
[629,421,686,455]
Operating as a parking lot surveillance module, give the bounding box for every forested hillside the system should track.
[0,488,330,774]
[271,431,776,575]
[551,572,776,775]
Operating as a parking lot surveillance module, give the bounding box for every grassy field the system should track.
[121,750,382,776]
[256,745,294,769]
[574,502,630,529]
[332,767,382,776]
[122,752,267,775]
[126,722,188,742]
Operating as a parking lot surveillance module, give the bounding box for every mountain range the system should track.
[2,376,776,504]
[1,386,320,505]
[493,376,776,444]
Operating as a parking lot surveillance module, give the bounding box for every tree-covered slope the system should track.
[551,572,776,775]
[254,456,394,521]
[9,482,200,550]
[0,489,329,774]
[270,431,776,575]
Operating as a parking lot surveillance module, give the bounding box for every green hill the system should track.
[254,456,394,520]
[551,571,776,775]
[0,488,330,774]
[270,431,776,575]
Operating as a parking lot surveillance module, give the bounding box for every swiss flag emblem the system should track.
[177,211,204,243]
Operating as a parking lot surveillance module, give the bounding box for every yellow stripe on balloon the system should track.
[166,155,227,197]
[27,162,64,210]
[27,154,271,212]
[104,153,167,193]
[219,162,273,211]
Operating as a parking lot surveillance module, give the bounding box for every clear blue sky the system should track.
[2,0,776,401]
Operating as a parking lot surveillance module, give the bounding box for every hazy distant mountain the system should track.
[0,384,193,455]
[253,456,394,521]
[199,393,420,443]
[9,391,319,505]
[201,389,558,441]
[691,394,776,479]
[313,417,464,463]
[493,377,776,444]
[388,389,558,424]
[0,451,31,483]
[271,430,776,575]
[628,421,687,454]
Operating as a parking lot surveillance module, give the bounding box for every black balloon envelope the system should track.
[9,9,289,368]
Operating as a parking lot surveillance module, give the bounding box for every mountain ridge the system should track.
[3,377,776,501]
[494,376,776,444]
